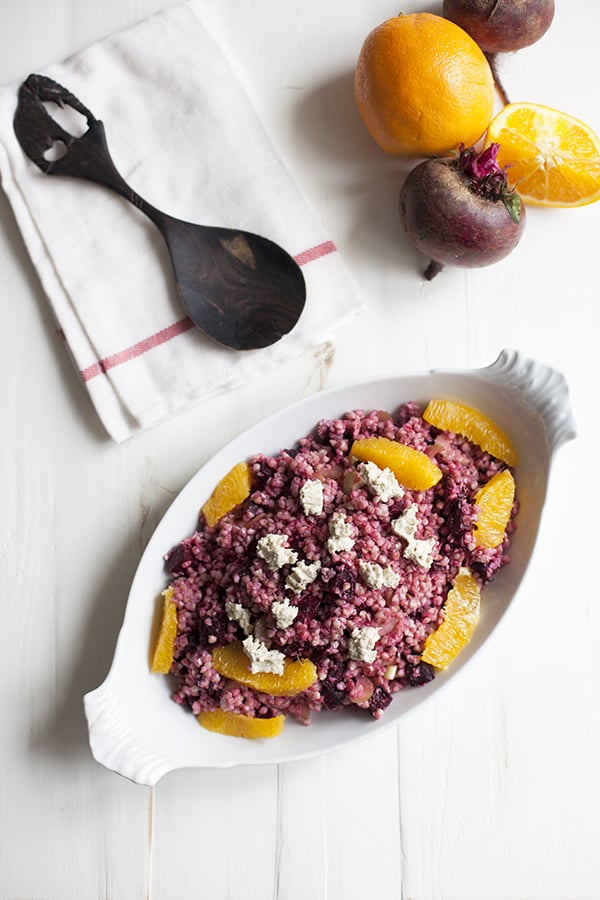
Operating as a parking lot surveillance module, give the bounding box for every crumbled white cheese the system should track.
[391,504,435,571]
[358,560,400,590]
[358,461,404,502]
[286,559,321,595]
[271,597,299,629]
[348,625,380,663]
[256,533,298,571]
[299,479,324,515]
[327,512,355,553]
[391,504,419,541]
[224,601,253,636]
[242,635,285,675]
[403,536,436,570]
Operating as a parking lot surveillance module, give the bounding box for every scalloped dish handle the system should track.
[480,348,577,454]
[84,677,172,786]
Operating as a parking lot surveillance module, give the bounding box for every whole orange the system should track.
[354,12,494,157]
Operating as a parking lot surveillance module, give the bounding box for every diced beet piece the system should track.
[197,615,228,649]
[255,707,278,719]
[328,566,356,600]
[296,591,322,623]
[164,542,194,575]
[470,556,503,584]
[321,680,347,710]
[368,686,392,716]
[406,661,436,687]
[444,496,472,547]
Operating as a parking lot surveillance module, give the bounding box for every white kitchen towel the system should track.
[0,1,362,442]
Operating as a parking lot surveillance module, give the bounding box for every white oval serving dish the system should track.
[84,348,575,785]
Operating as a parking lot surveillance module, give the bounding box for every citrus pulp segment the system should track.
[150,587,178,674]
[197,709,285,739]
[202,461,252,527]
[485,102,600,207]
[473,469,516,549]
[422,399,518,467]
[350,436,442,490]
[421,568,481,669]
[211,640,318,697]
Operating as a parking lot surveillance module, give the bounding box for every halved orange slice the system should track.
[211,640,317,697]
[421,568,481,669]
[198,709,284,739]
[202,461,251,527]
[474,469,516,549]
[350,436,442,491]
[485,103,600,207]
[423,399,518,467]
[150,587,178,674]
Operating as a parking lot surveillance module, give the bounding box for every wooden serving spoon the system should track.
[13,74,306,351]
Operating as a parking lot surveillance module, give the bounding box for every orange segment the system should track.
[473,469,516,549]
[421,568,481,669]
[350,436,442,491]
[423,399,518,467]
[202,461,251,527]
[150,587,178,674]
[198,709,285,739]
[211,640,317,697]
[485,103,600,207]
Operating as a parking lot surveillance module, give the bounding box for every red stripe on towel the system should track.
[293,240,336,266]
[80,317,195,382]
[78,241,337,383]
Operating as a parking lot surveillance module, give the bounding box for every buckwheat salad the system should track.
[159,401,517,731]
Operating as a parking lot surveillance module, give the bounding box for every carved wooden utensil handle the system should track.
[13,74,165,226]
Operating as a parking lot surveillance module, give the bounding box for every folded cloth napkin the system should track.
[0,1,362,442]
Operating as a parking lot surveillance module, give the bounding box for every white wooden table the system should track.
[1,1,599,897]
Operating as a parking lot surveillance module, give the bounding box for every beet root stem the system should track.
[485,52,510,107]
[424,259,445,280]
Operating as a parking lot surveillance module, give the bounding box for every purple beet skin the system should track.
[442,0,555,53]
[399,143,526,280]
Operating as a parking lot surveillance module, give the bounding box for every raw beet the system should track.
[399,143,525,280]
[443,0,555,54]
